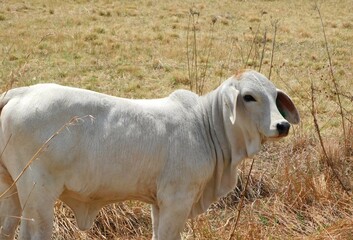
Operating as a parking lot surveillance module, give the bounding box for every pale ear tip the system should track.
[292,115,300,125]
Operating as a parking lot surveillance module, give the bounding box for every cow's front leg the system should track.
[156,191,195,240]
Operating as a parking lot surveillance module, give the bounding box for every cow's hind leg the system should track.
[0,166,21,240]
[16,173,62,240]
[151,204,159,240]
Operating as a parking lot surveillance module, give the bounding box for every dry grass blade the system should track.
[227,158,255,240]
[0,134,11,160]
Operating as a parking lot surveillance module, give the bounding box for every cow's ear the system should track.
[276,89,300,124]
[223,86,239,125]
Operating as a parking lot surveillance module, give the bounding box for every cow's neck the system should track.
[201,88,260,164]
[200,90,231,164]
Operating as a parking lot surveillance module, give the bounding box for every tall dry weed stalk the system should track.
[310,3,352,195]
[315,3,347,150]
[268,19,279,80]
[310,3,352,194]
[236,13,270,73]
[198,17,217,95]
[310,79,350,193]
[186,8,199,93]
[243,21,262,68]
[258,30,267,72]
[186,8,216,95]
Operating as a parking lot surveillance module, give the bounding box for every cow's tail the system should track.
[0,86,29,116]
[0,93,12,119]
[0,92,11,115]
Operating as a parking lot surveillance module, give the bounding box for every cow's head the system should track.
[221,70,300,156]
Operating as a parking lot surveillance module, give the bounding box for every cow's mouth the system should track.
[267,134,287,141]
[262,131,288,142]
[260,134,267,144]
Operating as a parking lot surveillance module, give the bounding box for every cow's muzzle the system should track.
[276,121,290,137]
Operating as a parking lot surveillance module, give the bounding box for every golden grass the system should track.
[1,0,352,239]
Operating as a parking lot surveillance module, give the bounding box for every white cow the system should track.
[0,70,299,239]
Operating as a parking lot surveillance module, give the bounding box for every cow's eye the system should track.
[243,95,256,102]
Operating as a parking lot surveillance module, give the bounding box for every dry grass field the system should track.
[1,0,353,239]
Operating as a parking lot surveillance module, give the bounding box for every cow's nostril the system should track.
[276,122,290,136]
